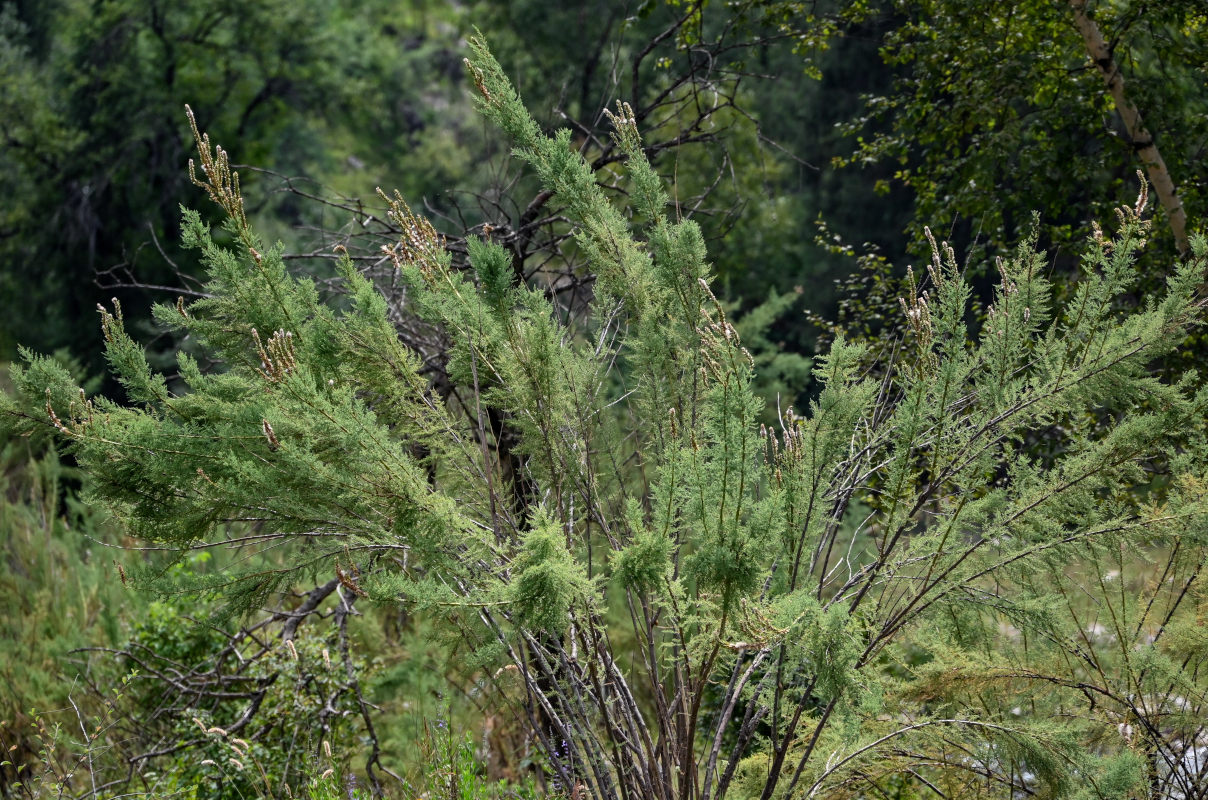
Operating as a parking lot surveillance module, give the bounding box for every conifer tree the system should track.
[5,34,1208,800]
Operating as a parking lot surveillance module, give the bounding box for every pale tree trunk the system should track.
[1069,0,1189,255]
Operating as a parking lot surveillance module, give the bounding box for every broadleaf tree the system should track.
[839,0,1208,265]
[5,34,1208,800]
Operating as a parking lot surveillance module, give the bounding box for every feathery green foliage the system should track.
[5,32,1208,800]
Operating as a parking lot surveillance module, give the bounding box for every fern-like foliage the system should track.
[5,35,1208,800]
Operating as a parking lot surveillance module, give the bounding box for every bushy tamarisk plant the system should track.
[6,35,1208,800]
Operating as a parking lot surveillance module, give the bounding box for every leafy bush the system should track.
[4,34,1208,800]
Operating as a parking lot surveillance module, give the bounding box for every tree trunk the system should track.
[1069,0,1189,255]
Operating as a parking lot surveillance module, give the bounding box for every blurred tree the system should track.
[0,0,470,373]
[839,0,1208,266]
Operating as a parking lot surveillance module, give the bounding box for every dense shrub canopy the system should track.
[5,31,1208,800]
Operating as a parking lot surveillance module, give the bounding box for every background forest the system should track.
[1,1,1207,798]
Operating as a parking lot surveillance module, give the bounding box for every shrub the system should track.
[5,34,1208,800]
